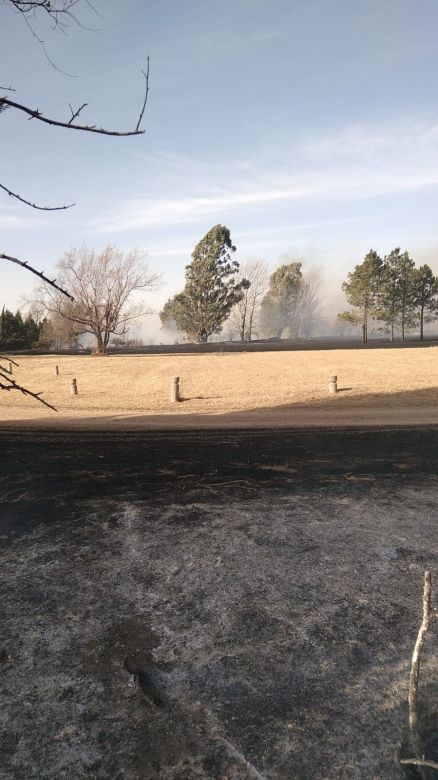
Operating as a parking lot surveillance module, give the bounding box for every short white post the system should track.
[329,375,338,394]
[171,376,180,403]
[71,378,78,396]
[54,365,59,376]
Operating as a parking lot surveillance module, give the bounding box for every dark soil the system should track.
[2,427,438,779]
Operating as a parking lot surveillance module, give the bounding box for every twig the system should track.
[68,101,88,124]
[217,737,267,780]
[212,479,256,488]
[401,759,438,770]
[0,182,74,211]
[0,85,15,91]
[0,253,74,299]
[136,56,150,132]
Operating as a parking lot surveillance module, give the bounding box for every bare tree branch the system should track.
[0,80,149,135]
[136,56,150,132]
[3,1,78,20]
[17,6,76,74]
[0,368,57,410]
[0,182,74,211]
[0,356,19,367]
[1,253,74,299]
[2,1,89,35]
[2,0,103,73]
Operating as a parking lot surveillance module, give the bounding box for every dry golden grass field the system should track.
[1,347,437,427]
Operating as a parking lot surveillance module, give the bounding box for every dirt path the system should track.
[0,403,437,429]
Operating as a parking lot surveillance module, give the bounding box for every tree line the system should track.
[5,231,438,355]
[2,224,321,353]
[0,307,40,350]
[339,249,438,343]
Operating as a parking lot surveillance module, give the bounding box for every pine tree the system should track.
[379,248,415,341]
[160,225,247,343]
[0,307,41,348]
[412,264,438,340]
[338,251,383,343]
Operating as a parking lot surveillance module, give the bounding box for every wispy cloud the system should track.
[0,214,49,230]
[92,117,438,233]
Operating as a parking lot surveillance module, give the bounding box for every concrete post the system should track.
[71,378,78,396]
[171,376,180,403]
[329,375,337,394]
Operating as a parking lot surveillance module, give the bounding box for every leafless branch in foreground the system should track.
[1,253,74,299]
[136,56,150,132]
[3,0,104,73]
[0,356,19,367]
[4,1,81,26]
[0,63,149,135]
[404,571,438,778]
[0,182,74,211]
[0,368,57,410]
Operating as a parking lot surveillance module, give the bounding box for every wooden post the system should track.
[329,375,337,394]
[54,365,59,376]
[8,362,12,374]
[71,378,78,396]
[171,376,180,403]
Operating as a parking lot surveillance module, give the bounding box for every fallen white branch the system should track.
[217,736,268,780]
[401,758,438,770]
[404,571,438,779]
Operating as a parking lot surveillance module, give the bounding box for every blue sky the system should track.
[2,0,438,333]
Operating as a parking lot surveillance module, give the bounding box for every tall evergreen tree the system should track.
[412,264,438,340]
[0,306,5,342]
[160,225,247,342]
[0,307,41,348]
[338,250,383,343]
[379,248,415,341]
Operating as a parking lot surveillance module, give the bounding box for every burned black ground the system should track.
[1,427,438,779]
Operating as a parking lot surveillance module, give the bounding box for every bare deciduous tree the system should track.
[36,309,79,350]
[294,269,322,339]
[231,259,270,341]
[31,246,159,355]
